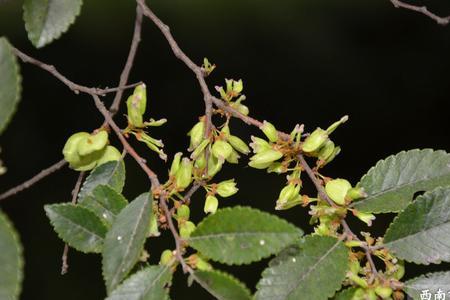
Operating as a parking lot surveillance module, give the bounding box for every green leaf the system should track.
[0,37,21,135]
[193,269,252,300]
[384,186,450,264]
[404,271,450,299]
[44,203,107,253]
[106,265,172,300]
[189,206,302,265]
[353,149,450,213]
[79,185,127,228]
[255,236,348,300]
[0,210,23,300]
[23,0,83,48]
[102,193,153,293]
[333,288,357,300]
[78,160,126,202]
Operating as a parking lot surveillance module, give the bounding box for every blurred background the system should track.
[1,0,450,299]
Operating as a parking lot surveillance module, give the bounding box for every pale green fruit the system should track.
[179,221,196,239]
[70,149,104,171]
[325,178,352,205]
[196,256,213,271]
[211,140,233,160]
[260,121,278,142]
[169,152,183,176]
[177,205,190,220]
[96,145,121,166]
[302,128,328,153]
[204,195,219,214]
[159,249,173,265]
[216,179,238,197]
[207,154,223,178]
[175,158,193,189]
[250,148,283,165]
[77,130,109,156]
[188,120,205,149]
[375,286,393,299]
[62,132,90,164]
[318,140,335,161]
[225,149,240,164]
[228,135,250,154]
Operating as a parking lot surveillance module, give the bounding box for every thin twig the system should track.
[12,47,140,97]
[109,5,144,115]
[0,159,67,201]
[160,195,193,274]
[137,0,213,134]
[390,0,450,25]
[92,95,160,188]
[61,171,85,275]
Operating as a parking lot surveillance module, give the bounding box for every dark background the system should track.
[1,0,450,299]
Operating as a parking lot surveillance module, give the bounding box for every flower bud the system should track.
[127,94,145,128]
[353,210,376,226]
[194,152,207,169]
[216,179,238,197]
[169,152,183,176]
[195,256,213,271]
[375,286,393,299]
[227,135,250,154]
[249,136,271,153]
[175,158,193,190]
[220,125,230,138]
[267,162,286,174]
[216,86,227,100]
[275,194,302,210]
[77,130,109,156]
[211,140,233,160]
[207,154,223,178]
[148,212,160,237]
[325,178,352,205]
[204,195,219,214]
[188,120,205,149]
[190,139,209,160]
[248,160,272,169]
[179,221,196,239]
[232,79,243,94]
[250,148,283,165]
[225,149,240,164]
[318,140,335,161]
[393,262,405,280]
[96,145,122,166]
[260,121,278,143]
[326,115,348,134]
[302,128,328,153]
[233,103,249,115]
[177,204,190,220]
[346,187,367,200]
[277,184,298,204]
[159,249,173,265]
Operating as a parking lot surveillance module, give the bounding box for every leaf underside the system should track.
[404,271,450,300]
[384,187,450,264]
[189,206,303,265]
[255,236,348,300]
[23,0,83,48]
[354,149,450,213]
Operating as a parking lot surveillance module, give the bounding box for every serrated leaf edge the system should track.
[44,203,108,253]
[404,271,450,297]
[0,210,24,299]
[106,264,172,300]
[23,0,83,48]
[383,186,450,265]
[255,236,347,300]
[193,269,252,300]
[0,37,22,135]
[354,149,450,213]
